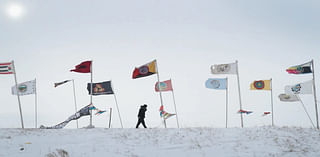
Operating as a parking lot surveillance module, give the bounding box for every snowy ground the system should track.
[0,126,319,157]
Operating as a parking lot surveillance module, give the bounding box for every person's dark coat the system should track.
[136,104,147,128]
[138,105,147,118]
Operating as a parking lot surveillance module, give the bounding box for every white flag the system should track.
[285,80,313,95]
[278,94,299,102]
[211,62,237,74]
[12,79,36,96]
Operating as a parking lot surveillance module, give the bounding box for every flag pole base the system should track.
[84,124,95,129]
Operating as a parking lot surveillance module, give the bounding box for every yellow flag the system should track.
[148,60,157,73]
[250,80,271,90]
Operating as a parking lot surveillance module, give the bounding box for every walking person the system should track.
[136,104,147,128]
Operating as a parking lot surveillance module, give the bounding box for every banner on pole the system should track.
[70,61,92,73]
[155,79,173,92]
[0,62,13,74]
[211,62,237,74]
[286,61,312,74]
[12,79,36,96]
[87,81,114,95]
[250,80,271,90]
[132,60,157,79]
[205,78,227,90]
[285,80,313,95]
[54,80,72,88]
[238,110,253,114]
[278,94,299,102]
[40,104,105,129]
[159,105,176,120]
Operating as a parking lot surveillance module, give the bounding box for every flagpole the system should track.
[235,60,244,128]
[270,78,274,126]
[226,77,228,128]
[170,79,180,128]
[12,60,24,129]
[109,108,112,128]
[90,60,93,127]
[297,96,316,128]
[155,60,166,128]
[111,81,123,128]
[311,60,319,129]
[72,79,79,128]
[35,78,38,128]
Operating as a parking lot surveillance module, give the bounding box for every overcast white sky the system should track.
[0,0,319,128]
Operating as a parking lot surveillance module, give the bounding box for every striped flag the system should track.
[286,61,312,74]
[0,62,13,74]
[95,110,106,115]
[159,105,176,120]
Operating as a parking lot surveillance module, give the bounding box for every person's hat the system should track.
[143,104,147,107]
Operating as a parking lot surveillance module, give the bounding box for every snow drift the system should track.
[0,126,319,157]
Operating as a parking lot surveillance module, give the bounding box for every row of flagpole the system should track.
[2,59,318,129]
[207,59,318,129]
[2,59,180,129]
[2,59,176,129]
[2,60,126,129]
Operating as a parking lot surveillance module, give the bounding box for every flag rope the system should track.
[311,60,319,129]
[297,96,316,128]
[170,79,180,128]
[156,60,166,128]
[236,60,244,128]
[72,79,79,128]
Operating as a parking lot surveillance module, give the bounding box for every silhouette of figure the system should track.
[136,104,147,128]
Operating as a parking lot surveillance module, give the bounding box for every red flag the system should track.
[70,61,91,73]
[155,80,173,92]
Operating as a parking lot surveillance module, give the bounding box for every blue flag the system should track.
[205,78,227,90]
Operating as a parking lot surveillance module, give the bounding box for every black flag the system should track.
[87,81,114,95]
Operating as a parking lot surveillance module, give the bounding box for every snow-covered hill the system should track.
[0,126,319,157]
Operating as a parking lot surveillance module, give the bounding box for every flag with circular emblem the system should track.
[155,80,173,92]
[284,80,313,95]
[11,79,36,96]
[278,93,299,102]
[132,60,157,79]
[205,78,227,90]
[211,62,237,74]
[250,80,271,90]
